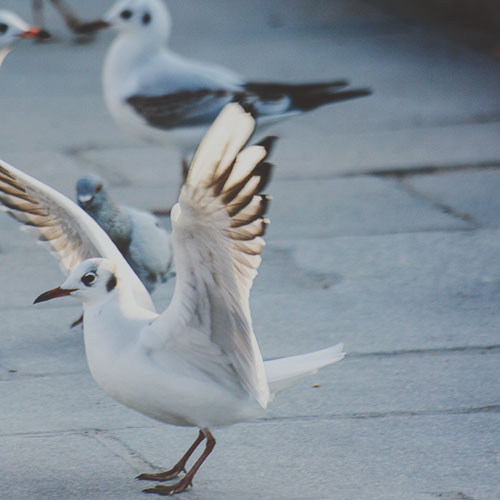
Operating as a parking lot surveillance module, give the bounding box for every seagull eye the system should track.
[81,272,97,287]
[0,23,8,34]
[142,12,151,25]
[120,9,133,20]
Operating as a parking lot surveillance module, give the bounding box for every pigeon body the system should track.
[76,174,173,292]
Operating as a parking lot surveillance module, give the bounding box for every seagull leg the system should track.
[137,430,205,482]
[151,158,189,217]
[32,0,44,28]
[70,314,83,329]
[142,429,216,496]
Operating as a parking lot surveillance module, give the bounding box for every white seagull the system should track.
[101,0,372,158]
[0,10,49,67]
[26,104,345,495]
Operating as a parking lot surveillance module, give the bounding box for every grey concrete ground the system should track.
[0,1,499,499]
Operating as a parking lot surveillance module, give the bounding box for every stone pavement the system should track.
[0,1,499,499]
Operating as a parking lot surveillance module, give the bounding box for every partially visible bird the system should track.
[0,10,49,66]
[101,0,372,158]
[76,174,173,293]
[32,0,108,38]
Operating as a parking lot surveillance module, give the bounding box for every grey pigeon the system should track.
[76,174,173,292]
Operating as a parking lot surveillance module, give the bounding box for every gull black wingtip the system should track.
[34,287,76,304]
[257,136,279,156]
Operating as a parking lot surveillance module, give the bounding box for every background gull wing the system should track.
[0,158,154,311]
[127,89,235,130]
[149,104,275,408]
[125,53,242,131]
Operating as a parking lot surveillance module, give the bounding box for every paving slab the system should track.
[406,168,500,228]
[113,414,500,500]
[268,176,469,238]
[0,432,146,500]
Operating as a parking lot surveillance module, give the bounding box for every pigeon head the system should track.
[0,10,47,49]
[104,0,171,42]
[34,258,119,305]
[76,174,108,211]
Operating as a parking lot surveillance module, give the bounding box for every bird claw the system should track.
[142,479,192,495]
[136,467,185,482]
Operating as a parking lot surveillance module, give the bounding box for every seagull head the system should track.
[34,258,119,305]
[0,10,49,49]
[76,174,108,211]
[104,0,171,43]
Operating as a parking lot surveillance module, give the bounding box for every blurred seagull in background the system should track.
[101,0,372,159]
[0,10,49,66]
[32,0,108,38]
[33,103,345,495]
[76,174,174,293]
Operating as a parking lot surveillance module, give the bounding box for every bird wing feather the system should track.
[147,104,275,408]
[126,53,243,130]
[0,159,154,311]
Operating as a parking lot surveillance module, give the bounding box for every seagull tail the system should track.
[264,343,345,396]
[245,81,372,114]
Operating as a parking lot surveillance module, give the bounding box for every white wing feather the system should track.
[149,104,275,408]
[0,159,154,311]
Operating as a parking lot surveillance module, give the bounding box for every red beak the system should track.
[20,27,51,40]
[34,287,76,304]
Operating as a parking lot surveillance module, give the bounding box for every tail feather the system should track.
[245,81,372,114]
[264,343,345,395]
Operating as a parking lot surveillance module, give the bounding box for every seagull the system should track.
[31,104,345,495]
[76,174,174,293]
[101,0,372,158]
[0,10,49,66]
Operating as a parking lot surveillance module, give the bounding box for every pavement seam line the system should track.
[396,176,481,228]
[84,429,158,472]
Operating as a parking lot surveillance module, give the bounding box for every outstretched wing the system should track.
[150,104,275,408]
[0,159,154,311]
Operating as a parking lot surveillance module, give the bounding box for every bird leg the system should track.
[32,0,44,29]
[70,314,83,329]
[137,430,205,482]
[142,429,216,496]
[151,158,189,217]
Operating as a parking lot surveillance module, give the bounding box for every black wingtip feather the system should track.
[257,136,278,156]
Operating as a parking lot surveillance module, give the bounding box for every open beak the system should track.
[34,286,77,304]
[20,27,51,40]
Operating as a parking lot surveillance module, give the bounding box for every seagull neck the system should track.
[82,283,153,345]
[107,33,162,73]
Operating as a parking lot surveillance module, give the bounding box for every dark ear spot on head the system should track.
[95,184,102,193]
[106,274,117,292]
[0,23,8,34]
[142,12,151,25]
